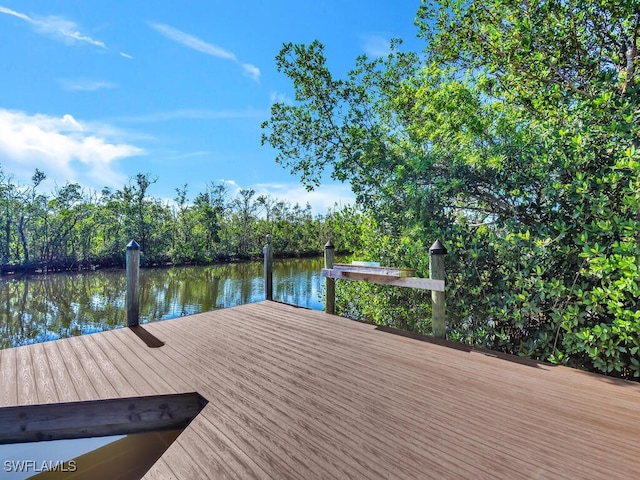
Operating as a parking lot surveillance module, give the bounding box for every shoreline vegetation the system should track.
[0,170,356,277]
[261,2,640,380]
[0,250,332,277]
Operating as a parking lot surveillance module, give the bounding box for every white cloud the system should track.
[61,113,82,130]
[361,34,391,58]
[150,22,261,81]
[0,109,144,189]
[58,78,117,91]
[270,91,292,105]
[119,52,133,59]
[242,63,261,82]
[0,5,28,21]
[150,23,235,59]
[0,6,106,48]
[252,182,355,214]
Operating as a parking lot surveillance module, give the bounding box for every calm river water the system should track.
[0,257,332,349]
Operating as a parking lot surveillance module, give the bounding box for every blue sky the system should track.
[0,1,425,212]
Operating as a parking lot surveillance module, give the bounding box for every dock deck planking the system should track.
[157,307,443,479]
[78,333,139,398]
[28,342,58,405]
[0,347,17,406]
[15,344,38,405]
[41,340,80,402]
[98,328,175,397]
[0,300,639,479]
[66,334,119,399]
[165,312,481,478]
[51,335,101,401]
[149,302,636,478]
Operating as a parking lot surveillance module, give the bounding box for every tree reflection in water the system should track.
[0,257,328,349]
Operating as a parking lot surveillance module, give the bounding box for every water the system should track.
[0,257,330,349]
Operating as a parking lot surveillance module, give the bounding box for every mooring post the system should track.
[429,240,447,338]
[263,235,273,301]
[324,241,335,314]
[126,240,141,327]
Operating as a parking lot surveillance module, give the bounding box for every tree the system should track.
[416,0,640,376]
[230,188,258,256]
[41,183,86,267]
[262,1,640,378]
[12,170,47,264]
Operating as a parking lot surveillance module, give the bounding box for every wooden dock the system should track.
[1,300,640,479]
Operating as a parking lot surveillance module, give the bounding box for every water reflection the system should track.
[0,257,328,349]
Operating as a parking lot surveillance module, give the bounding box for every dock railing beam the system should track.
[429,240,447,338]
[126,240,141,327]
[264,235,273,301]
[324,241,335,314]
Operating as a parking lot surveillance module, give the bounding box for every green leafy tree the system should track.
[417,0,640,376]
[263,1,640,378]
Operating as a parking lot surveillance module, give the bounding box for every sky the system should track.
[0,1,426,213]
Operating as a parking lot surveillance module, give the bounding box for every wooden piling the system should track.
[263,235,273,301]
[324,241,335,314]
[126,240,140,327]
[429,240,447,338]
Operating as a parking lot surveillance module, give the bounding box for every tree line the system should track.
[0,168,352,273]
[263,0,640,379]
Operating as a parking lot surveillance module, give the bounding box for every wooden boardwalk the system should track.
[1,300,640,479]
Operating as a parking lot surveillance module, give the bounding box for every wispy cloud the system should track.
[361,34,391,58]
[115,108,267,123]
[150,22,234,58]
[270,91,292,105]
[242,63,261,82]
[0,5,106,48]
[149,22,260,81]
[0,109,143,189]
[119,52,133,60]
[253,182,355,214]
[58,78,117,92]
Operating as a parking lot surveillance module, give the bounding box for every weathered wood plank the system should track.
[41,341,79,402]
[144,434,209,479]
[1,301,640,479]
[15,345,38,405]
[162,310,497,479]
[230,302,638,477]
[98,328,174,396]
[53,336,99,401]
[430,243,446,337]
[215,309,541,477]
[141,457,180,480]
[66,335,118,398]
[0,392,206,444]
[142,322,344,479]
[322,268,445,291]
[78,332,138,398]
[173,414,270,480]
[0,347,17,406]
[29,343,58,404]
[324,241,335,314]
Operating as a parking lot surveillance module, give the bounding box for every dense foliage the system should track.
[0,169,350,272]
[262,0,640,378]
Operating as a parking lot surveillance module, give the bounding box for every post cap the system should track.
[325,240,334,249]
[126,240,140,250]
[429,239,447,255]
